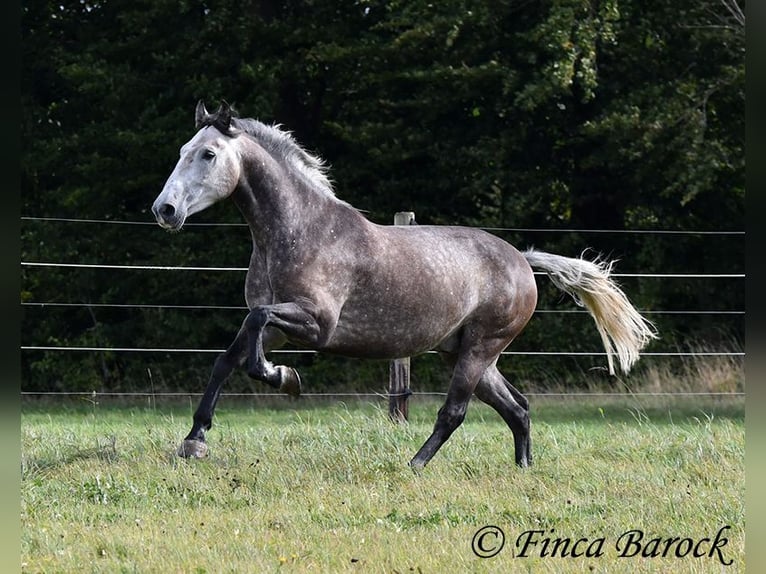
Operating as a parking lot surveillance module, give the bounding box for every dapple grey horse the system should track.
[152,101,656,470]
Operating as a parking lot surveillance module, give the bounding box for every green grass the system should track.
[21,396,744,573]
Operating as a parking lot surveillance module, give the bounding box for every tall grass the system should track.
[514,339,744,397]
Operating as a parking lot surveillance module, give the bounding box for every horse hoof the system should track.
[278,366,301,397]
[177,439,208,459]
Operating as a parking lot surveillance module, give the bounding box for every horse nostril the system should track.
[159,203,176,219]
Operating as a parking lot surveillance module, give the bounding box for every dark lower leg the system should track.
[180,321,268,456]
[410,399,469,470]
[474,367,531,467]
[178,344,243,458]
[410,351,499,470]
[504,379,529,412]
[185,354,232,442]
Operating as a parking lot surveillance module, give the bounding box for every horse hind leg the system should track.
[409,354,490,471]
[474,364,531,467]
[502,374,529,412]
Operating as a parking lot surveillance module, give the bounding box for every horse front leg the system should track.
[178,320,286,458]
[244,301,332,398]
[177,324,248,458]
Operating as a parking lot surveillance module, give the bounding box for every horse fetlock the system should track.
[277,366,302,397]
[245,361,263,381]
[246,357,276,383]
[516,444,532,468]
[514,435,532,468]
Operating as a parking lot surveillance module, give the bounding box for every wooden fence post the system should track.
[389,211,416,423]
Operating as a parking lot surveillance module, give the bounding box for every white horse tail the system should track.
[522,248,658,375]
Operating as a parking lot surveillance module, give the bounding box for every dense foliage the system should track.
[21,0,744,393]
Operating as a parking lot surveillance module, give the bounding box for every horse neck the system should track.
[231,144,360,252]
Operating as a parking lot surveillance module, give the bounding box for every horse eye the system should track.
[202,149,216,160]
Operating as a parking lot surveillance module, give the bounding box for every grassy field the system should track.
[21,394,744,573]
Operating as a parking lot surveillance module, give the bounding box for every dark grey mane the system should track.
[233,117,337,200]
[196,101,337,200]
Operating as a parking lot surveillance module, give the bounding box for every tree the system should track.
[21,0,744,392]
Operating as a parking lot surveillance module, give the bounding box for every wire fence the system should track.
[21,216,745,400]
[20,302,745,315]
[19,345,744,358]
[20,260,746,278]
[20,215,748,235]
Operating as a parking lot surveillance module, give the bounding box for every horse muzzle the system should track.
[152,200,186,231]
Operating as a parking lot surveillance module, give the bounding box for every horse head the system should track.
[151,101,243,230]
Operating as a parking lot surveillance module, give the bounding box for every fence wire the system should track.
[20,215,745,401]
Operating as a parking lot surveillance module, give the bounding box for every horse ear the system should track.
[195,100,210,130]
[218,100,233,129]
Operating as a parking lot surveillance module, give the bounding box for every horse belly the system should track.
[322,279,475,359]
[324,308,459,359]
